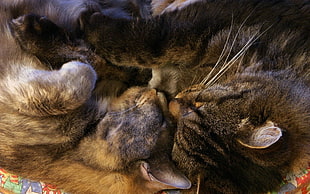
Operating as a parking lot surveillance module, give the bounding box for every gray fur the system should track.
[0,0,189,193]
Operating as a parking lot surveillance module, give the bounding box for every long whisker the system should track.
[204,23,274,88]
[200,14,234,85]
[236,52,245,73]
[221,9,257,67]
[189,68,199,86]
[201,8,258,86]
[196,174,201,194]
[204,34,258,88]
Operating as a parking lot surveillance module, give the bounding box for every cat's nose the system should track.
[169,99,181,119]
[170,98,200,119]
[169,99,194,119]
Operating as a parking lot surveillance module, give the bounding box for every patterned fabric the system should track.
[0,167,309,194]
[0,168,65,194]
[273,167,310,194]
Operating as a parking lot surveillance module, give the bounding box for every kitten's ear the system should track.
[140,158,191,191]
[237,121,282,149]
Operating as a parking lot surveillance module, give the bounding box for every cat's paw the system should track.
[11,13,68,40]
[10,14,70,54]
[78,7,101,33]
[6,61,97,116]
[60,61,97,95]
[36,61,98,114]
[79,11,131,54]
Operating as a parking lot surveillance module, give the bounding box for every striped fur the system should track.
[78,0,310,193]
[0,0,189,193]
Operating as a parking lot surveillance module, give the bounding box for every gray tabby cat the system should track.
[0,0,191,193]
[9,0,310,193]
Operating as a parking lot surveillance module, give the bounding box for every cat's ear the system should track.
[140,159,191,191]
[237,120,282,149]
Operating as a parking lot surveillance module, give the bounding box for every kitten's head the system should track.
[79,86,191,193]
[170,73,310,193]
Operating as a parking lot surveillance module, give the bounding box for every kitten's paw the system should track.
[11,14,68,39]
[80,11,129,49]
[78,9,102,34]
[7,61,97,116]
[78,6,101,32]
[60,61,97,93]
[10,14,69,53]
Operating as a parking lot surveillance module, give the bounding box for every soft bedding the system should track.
[0,167,309,194]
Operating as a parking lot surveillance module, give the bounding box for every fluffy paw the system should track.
[60,61,97,94]
[5,61,97,116]
[79,9,100,33]
[10,14,88,69]
[12,14,68,40]
[78,4,101,33]
[10,14,70,55]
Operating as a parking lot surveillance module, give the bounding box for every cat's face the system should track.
[169,74,310,192]
[99,87,168,163]
[7,11,191,193]
[79,86,191,193]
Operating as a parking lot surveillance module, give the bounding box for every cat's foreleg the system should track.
[10,14,91,68]
[0,61,97,116]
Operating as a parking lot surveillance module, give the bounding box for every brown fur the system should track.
[7,0,310,193]
[0,1,191,193]
[79,0,309,193]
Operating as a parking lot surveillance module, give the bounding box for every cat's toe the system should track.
[77,0,101,32]
[11,14,45,36]
[11,14,66,43]
[11,15,26,27]
[78,10,101,32]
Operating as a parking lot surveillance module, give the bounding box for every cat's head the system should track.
[169,73,310,193]
[79,86,191,193]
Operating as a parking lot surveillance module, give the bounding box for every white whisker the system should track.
[196,174,201,194]
[204,23,274,88]
[204,34,257,87]
[236,52,246,73]
[201,9,260,86]
[221,10,254,68]
[190,73,199,86]
[200,14,234,85]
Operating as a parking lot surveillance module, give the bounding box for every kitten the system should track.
[10,0,310,193]
[72,0,310,193]
[4,0,153,97]
[0,0,191,193]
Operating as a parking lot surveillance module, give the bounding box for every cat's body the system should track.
[78,0,310,193]
[82,0,309,94]
[0,0,191,193]
[8,0,310,193]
